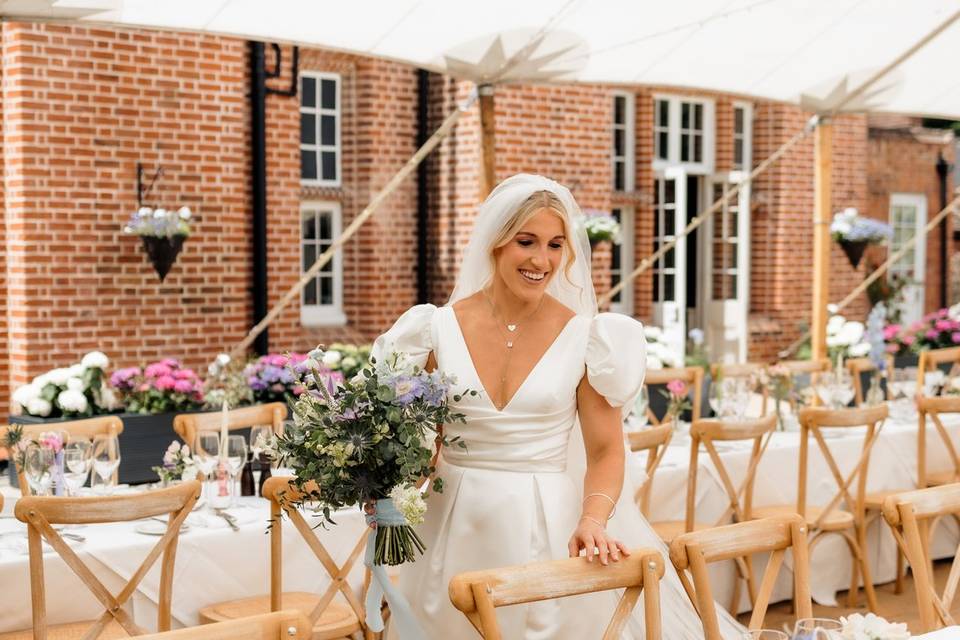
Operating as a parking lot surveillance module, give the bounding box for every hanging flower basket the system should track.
[839,239,869,269]
[142,235,186,281]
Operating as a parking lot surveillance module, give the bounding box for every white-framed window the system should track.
[300,201,346,326]
[732,102,753,172]
[889,193,928,325]
[610,207,635,315]
[612,92,635,191]
[300,72,341,186]
[652,95,715,174]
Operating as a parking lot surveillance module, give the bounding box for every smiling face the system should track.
[492,207,567,304]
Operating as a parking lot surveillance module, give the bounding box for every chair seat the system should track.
[0,619,130,639]
[651,520,710,542]
[199,592,360,640]
[751,505,854,531]
[925,470,960,486]
[864,489,908,509]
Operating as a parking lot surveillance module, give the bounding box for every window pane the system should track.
[321,151,337,181]
[652,273,659,300]
[321,79,336,110]
[321,115,336,146]
[657,131,668,160]
[734,139,743,168]
[664,274,675,301]
[301,149,317,180]
[301,76,316,108]
[665,247,675,268]
[320,277,333,305]
[302,215,316,240]
[680,134,690,162]
[614,95,625,124]
[657,100,668,127]
[665,208,675,234]
[694,104,703,130]
[681,102,690,128]
[303,279,318,306]
[319,212,332,239]
[300,113,316,145]
[614,128,625,156]
[614,163,625,191]
[319,245,333,272]
[664,178,675,203]
[734,107,744,133]
[693,134,702,162]
[302,243,315,275]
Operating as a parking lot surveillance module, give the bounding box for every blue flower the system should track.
[392,375,425,406]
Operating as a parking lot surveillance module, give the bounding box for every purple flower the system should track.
[392,375,425,406]
[248,377,268,391]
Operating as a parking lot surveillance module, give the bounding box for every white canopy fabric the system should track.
[5,0,960,117]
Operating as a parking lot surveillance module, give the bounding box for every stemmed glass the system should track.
[815,371,855,409]
[91,436,121,495]
[63,440,93,496]
[742,631,788,640]
[224,435,248,507]
[194,432,222,505]
[23,445,55,496]
[793,618,841,639]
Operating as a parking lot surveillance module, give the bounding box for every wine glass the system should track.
[793,618,841,639]
[63,440,93,496]
[742,631,788,640]
[249,425,274,459]
[194,432,222,505]
[23,445,55,496]
[91,435,121,495]
[224,435,248,507]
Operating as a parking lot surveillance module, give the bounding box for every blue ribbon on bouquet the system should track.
[364,498,427,640]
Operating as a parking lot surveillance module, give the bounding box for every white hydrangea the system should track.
[47,368,72,386]
[12,384,42,406]
[67,363,87,378]
[32,373,50,388]
[81,351,109,370]
[57,389,89,414]
[178,206,192,220]
[839,613,908,640]
[643,326,663,341]
[390,484,427,526]
[341,356,358,371]
[97,385,123,411]
[322,351,342,367]
[66,377,85,392]
[26,397,53,417]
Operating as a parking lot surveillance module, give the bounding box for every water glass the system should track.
[224,434,248,507]
[742,631,788,640]
[24,445,55,496]
[793,618,841,639]
[249,425,274,459]
[91,435,121,495]
[194,432,222,503]
[63,440,93,496]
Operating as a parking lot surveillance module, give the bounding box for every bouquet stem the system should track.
[374,524,426,566]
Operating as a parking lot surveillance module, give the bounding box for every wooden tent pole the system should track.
[479,84,496,199]
[811,120,833,364]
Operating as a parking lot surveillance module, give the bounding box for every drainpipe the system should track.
[937,151,950,309]
[250,41,268,355]
[416,69,430,304]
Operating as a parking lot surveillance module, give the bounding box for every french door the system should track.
[652,168,688,360]
[889,193,927,324]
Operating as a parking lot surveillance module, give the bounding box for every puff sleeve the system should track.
[585,312,648,417]
[371,304,438,369]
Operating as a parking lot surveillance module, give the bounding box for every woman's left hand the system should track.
[568,517,630,566]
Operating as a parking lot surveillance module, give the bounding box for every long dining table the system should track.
[0,403,958,632]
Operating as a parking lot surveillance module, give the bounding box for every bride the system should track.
[373,174,743,638]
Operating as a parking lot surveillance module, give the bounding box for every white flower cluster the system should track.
[839,613,909,640]
[826,314,871,358]
[123,206,192,238]
[390,484,427,526]
[642,326,683,370]
[583,213,622,244]
[12,351,114,417]
[830,207,860,237]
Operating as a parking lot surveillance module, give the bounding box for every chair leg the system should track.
[844,527,879,612]
[894,547,905,595]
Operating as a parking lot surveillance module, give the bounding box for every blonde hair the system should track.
[490,190,579,286]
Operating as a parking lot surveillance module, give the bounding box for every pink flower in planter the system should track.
[952,332,960,344]
[939,308,950,318]
[155,375,176,391]
[138,383,151,392]
[926,330,940,340]
[903,335,916,346]
[936,320,952,331]
[885,344,899,353]
[883,325,901,340]
[666,379,688,396]
[160,358,180,368]
[173,369,194,380]
[173,379,194,394]
[145,363,172,378]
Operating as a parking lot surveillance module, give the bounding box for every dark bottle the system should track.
[257,454,273,497]
[240,455,256,497]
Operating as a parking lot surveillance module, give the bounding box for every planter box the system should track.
[8,410,210,486]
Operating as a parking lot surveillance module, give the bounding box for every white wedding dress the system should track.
[374,303,744,639]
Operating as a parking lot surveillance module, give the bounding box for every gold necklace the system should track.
[482,289,545,408]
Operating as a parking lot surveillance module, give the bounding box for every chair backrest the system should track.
[669,515,812,639]
[688,414,777,530]
[918,346,960,390]
[173,402,287,446]
[2,416,125,496]
[644,366,704,424]
[845,357,893,405]
[136,610,311,639]
[710,362,768,415]
[795,404,889,529]
[627,425,673,517]
[261,476,369,629]
[449,548,665,640]
[15,481,200,639]
[882,484,960,632]
[777,359,830,375]
[917,395,960,488]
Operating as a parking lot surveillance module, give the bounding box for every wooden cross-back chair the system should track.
[709,362,768,416]
[918,346,960,391]
[776,359,830,409]
[917,395,960,489]
[627,425,673,518]
[173,403,286,448]
[669,515,812,640]
[845,356,894,406]
[882,484,960,633]
[643,366,704,424]
[2,416,124,495]
[4,481,200,640]
[751,404,887,612]
[448,548,665,640]
[198,476,370,640]
[138,611,311,640]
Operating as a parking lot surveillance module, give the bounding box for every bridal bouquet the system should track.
[270,347,471,566]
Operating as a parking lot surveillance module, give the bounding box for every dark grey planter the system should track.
[8,410,210,486]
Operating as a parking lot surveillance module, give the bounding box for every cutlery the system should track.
[214,509,240,532]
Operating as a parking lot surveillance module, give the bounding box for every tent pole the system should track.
[479,84,496,198]
[811,119,832,365]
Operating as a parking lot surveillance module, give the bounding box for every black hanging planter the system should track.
[141,235,186,281]
[839,239,869,269]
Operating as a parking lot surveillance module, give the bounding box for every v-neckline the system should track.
[449,306,578,413]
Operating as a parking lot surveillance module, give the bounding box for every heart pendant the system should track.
[506,341,514,348]
[507,324,517,332]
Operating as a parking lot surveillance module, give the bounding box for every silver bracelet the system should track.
[580,515,606,529]
[583,492,617,518]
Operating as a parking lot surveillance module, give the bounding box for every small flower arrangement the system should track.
[270,347,475,567]
[123,206,192,238]
[839,613,909,640]
[662,379,693,423]
[204,353,254,410]
[885,307,960,356]
[751,364,798,429]
[643,325,684,369]
[826,313,871,361]
[2,425,62,487]
[830,208,893,244]
[319,343,371,380]
[582,209,621,245]
[152,440,199,484]
[12,351,119,418]
[113,358,205,414]
[242,352,345,403]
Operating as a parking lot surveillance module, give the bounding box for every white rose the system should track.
[848,342,871,358]
[168,441,181,453]
[26,397,52,417]
[68,363,87,378]
[830,220,852,236]
[839,321,865,345]
[826,315,847,335]
[81,351,109,369]
[841,207,859,221]
[646,355,664,370]
[47,367,72,386]
[66,377,85,392]
[12,384,41,406]
[322,351,342,367]
[138,207,153,217]
[153,208,167,219]
[180,464,199,482]
[826,334,845,348]
[341,356,358,371]
[97,385,122,410]
[215,353,230,367]
[178,206,192,220]
[57,389,89,413]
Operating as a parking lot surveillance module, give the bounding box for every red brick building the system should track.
[0,21,955,406]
